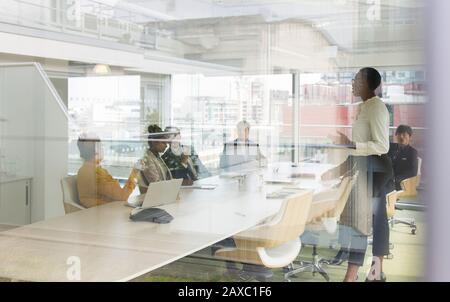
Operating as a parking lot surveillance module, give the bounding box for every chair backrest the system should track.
[397,156,422,198]
[277,190,314,240]
[386,190,398,219]
[399,178,418,198]
[61,175,85,213]
[235,190,313,249]
[333,173,358,219]
[307,173,357,223]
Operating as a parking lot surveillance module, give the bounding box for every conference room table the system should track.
[0,162,336,282]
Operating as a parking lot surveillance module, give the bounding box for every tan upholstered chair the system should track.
[397,177,419,199]
[389,157,422,235]
[397,156,422,199]
[286,174,357,281]
[388,186,418,234]
[214,190,313,281]
[61,176,86,214]
[386,190,398,219]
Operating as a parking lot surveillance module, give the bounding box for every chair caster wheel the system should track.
[411,228,417,235]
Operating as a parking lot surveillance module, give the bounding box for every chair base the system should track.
[389,217,417,235]
[284,247,330,282]
[320,249,348,266]
[225,262,274,282]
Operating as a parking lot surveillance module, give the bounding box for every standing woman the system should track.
[323,67,393,282]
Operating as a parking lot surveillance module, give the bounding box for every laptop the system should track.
[128,179,183,209]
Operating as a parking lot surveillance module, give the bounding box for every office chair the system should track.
[61,175,86,214]
[285,174,357,281]
[388,180,418,234]
[389,157,422,235]
[214,190,313,282]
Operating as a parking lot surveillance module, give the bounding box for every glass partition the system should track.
[0,63,68,223]
[298,69,426,164]
[171,74,294,174]
[67,73,170,179]
[0,0,427,284]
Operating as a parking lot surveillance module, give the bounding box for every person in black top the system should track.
[388,125,419,190]
[219,120,266,171]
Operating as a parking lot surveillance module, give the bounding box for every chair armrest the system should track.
[233,220,304,250]
[307,199,336,223]
[64,201,85,214]
[386,191,398,218]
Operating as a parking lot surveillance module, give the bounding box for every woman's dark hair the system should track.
[395,125,413,137]
[77,137,100,161]
[360,67,382,91]
[147,124,166,148]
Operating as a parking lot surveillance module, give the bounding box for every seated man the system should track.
[388,125,419,190]
[162,126,211,182]
[76,133,139,208]
[219,120,265,171]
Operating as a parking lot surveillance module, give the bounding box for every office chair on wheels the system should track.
[214,191,313,282]
[388,177,420,235]
[285,174,357,281]
[389,157,423,235]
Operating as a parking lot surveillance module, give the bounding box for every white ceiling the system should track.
[99,0,425,50]
[84,0,425,72]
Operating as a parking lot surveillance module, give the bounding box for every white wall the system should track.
[0,64,67,222]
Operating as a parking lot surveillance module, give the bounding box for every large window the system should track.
[171,74,294,173]
[68,73,169,178]
[298,70,426,165]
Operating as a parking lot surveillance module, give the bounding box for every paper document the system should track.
[181,184,218,190]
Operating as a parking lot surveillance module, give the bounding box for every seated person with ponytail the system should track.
[138,125,173,193]
[76,133,139,208]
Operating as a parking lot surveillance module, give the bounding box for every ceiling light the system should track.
[92,64,112,75]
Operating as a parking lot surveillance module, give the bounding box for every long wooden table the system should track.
[0,162,336,282]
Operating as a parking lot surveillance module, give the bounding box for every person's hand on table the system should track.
[133,159,145,171]
[130,160,145,185]
[181,154,189,165]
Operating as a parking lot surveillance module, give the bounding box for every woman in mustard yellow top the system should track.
[76,134,139,208]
